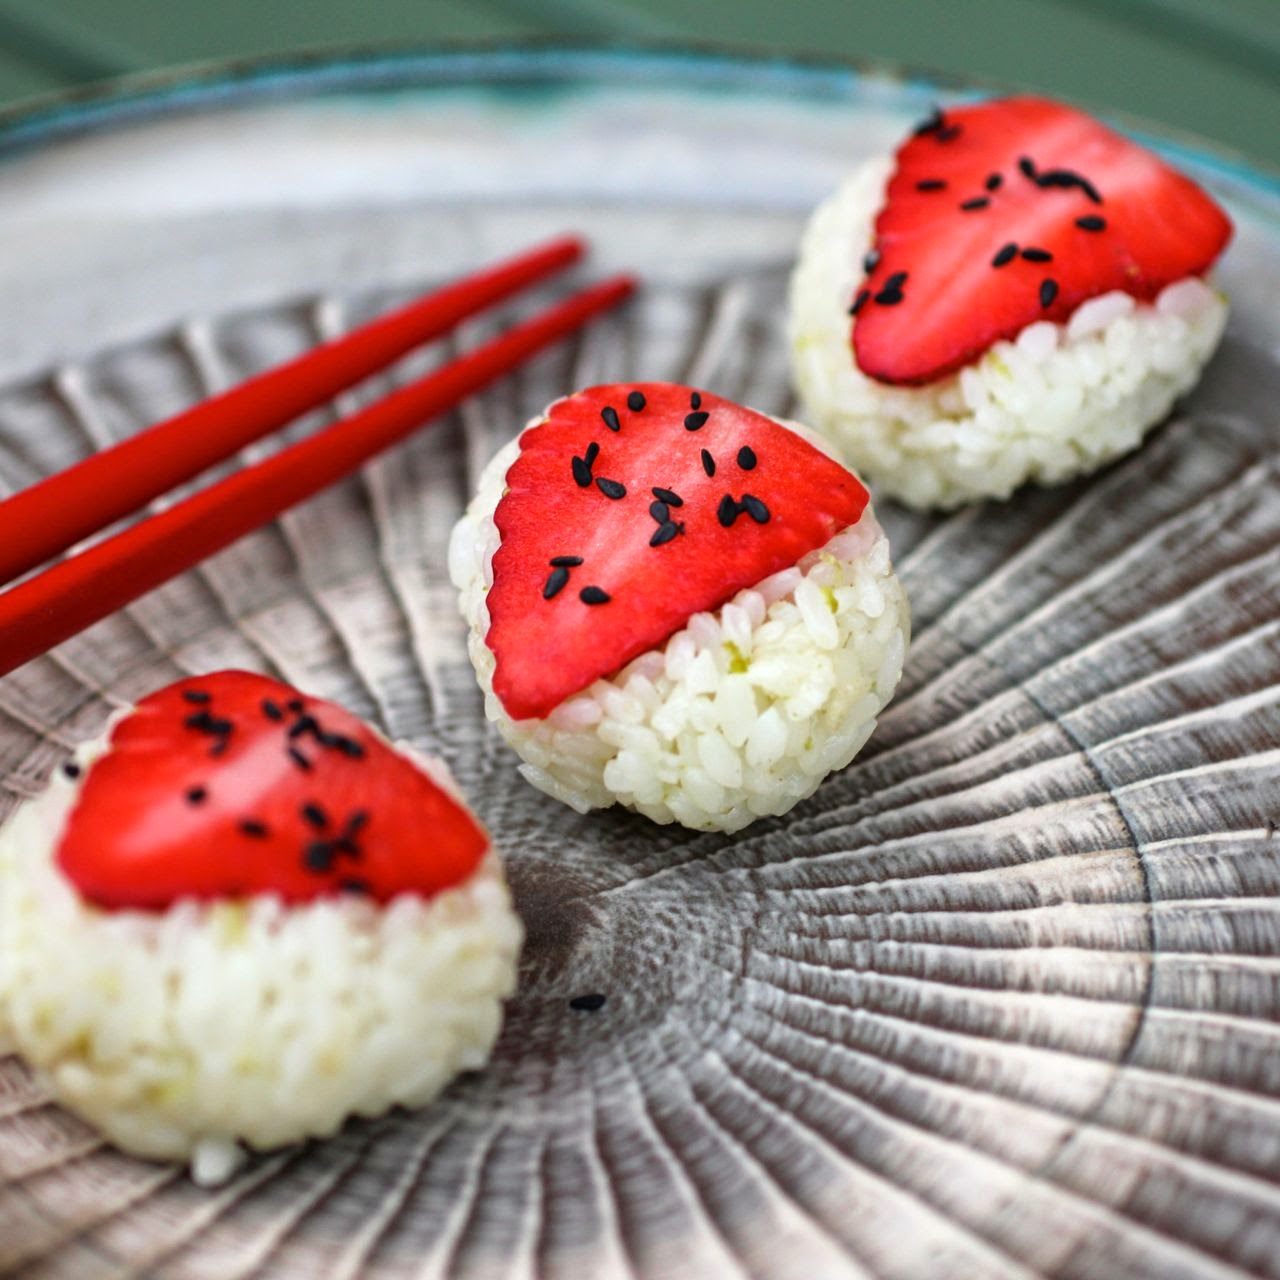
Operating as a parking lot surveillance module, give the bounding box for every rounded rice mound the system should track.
[0,747,522,1185]
[449,424,910,834]
[788,157,1230,510]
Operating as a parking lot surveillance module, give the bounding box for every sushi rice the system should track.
[789,157,1229,510]
[0,733,522,1186]
[450,421,910,834]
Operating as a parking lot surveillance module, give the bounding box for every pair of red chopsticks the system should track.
[0,238,634,678]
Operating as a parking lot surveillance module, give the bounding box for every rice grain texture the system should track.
[788,158,1229,509]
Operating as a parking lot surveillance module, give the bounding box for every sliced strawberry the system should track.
[56,671,487,910]
[852,96,1232,385]
[486,384,869,720]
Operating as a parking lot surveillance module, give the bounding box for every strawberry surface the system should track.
[486,384,869,720]
[56,671,488,910]
[852,96,1232,385]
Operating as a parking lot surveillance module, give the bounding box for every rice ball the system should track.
[449,383,910,834]
[788,97,1232,509]
[0,672,522,1184]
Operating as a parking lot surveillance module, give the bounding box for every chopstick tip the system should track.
[547,233,589,264]
[608,272,640,300]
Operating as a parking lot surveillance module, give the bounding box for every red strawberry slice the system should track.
[486,383,869,720]
[852,96,1232,385]
[56,671,488,910]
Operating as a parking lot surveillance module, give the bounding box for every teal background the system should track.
[0,0,1275,166]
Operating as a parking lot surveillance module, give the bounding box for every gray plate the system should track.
[0,45,1278,1280]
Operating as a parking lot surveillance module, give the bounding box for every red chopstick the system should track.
[0,235,585,590]
[0,274,635,678]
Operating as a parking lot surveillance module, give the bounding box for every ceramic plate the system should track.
[0,45,1278,1279]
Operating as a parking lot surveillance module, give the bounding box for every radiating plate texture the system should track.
[0,47,1278,1280]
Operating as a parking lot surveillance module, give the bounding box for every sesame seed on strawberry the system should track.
[853,96,1232,386]
[55,671,488,909]
[483,384,870,721]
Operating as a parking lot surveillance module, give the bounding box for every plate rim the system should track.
[0,37,1276,201]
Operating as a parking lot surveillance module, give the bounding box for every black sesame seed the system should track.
[262,699,284,722]
[915,178,947,192]
[690,391,702,410]
[717,495,740,528]
[62,761,81,780]
[960,196,990,211]
[543,566,570,600]
[596,477,626,500]
[1076,215,1106,231]
[650,521,681,547]
[848,289,870,317]
[239,819,269,839]
[585,441,600,465]
[550,555,584,567]
[580,586,611,605]
[737,446,757,471]
[1048,168,1102,203]
[1040,278,1060,308]
[600,406,621,433]
[331,736,365,760]
[1021,247,1053,263]
[1018,155,1102,204]
[651,487,683,507]
[985,172,1003,191]
[937,124,962,142]
[701,449,716,477]
[881,271,908,292]
[182,689,211,704]
[874,285,905,306]
[571,455,592,488]
[288,746,313,772]
[569,993,607,1012]
[649,500,670,524]
[627,390,646,412]
[288,714,318,740]
[287,699,305,714]
[912,107,944,136]
[304,841,333,872]
[741,494,771,524]
[347,811,369,836]
[992,242,1018,268]
[184,710,233,738]
[301,802,328,830]
[339,878,371,896]
[186,786,207,805]
[862,248,881,273]
[684,411,709,431]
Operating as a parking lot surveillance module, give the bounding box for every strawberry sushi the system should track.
[789,96,1233,509]
[449,383,909,834]
[0,671,521,1185]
